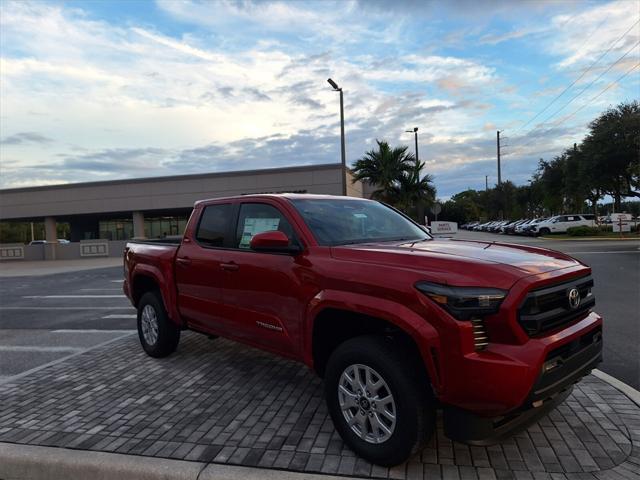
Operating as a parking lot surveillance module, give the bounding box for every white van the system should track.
[531,214,595,235]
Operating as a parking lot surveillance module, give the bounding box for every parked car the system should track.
[124,194,602,466]
[28,239,70,244]
[520,217,548,235]
[504,219,528,234]
[461,221,479,230]
[531,214,595,236]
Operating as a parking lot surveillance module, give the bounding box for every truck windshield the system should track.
[289,198,431,246]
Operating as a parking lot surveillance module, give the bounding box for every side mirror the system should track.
[249,230,301,254]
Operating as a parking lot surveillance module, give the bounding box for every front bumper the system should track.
[443,325,602,445]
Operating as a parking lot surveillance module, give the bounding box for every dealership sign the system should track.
[430,221,458,234]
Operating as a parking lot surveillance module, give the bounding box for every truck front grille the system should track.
[518,275,595,337]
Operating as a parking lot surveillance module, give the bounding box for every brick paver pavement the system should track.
[1,332,639,479]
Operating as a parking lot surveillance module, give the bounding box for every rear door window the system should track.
[196,204,231,247]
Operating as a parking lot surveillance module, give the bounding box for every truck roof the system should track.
[193,193,372,207]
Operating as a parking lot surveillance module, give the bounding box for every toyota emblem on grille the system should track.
[568,288,581,309]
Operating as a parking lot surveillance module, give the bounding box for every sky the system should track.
[0,0,639,198]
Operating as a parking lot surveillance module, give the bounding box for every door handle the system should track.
[220,262,239,272]
[176,257,192,266]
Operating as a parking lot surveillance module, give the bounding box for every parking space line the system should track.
[110,280,124,283]
[80,288,123,291]
[0,307,134,310]
[23,295,126,299]
[53,329,136,333]
[102,314,137,319]
[0,332,135,385]
[0,346,83,353]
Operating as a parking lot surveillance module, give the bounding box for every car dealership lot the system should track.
[0,232,638,389]
[0,235,639,479]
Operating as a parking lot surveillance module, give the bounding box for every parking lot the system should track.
[0,232,639,479]
[2,231,636,389]
[0,267,136,384]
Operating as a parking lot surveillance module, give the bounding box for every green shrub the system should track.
[567,226,600,236]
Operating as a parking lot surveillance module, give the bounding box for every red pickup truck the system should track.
[123,194,602,466]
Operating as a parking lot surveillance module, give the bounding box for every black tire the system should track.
[137,291,180,358]
[538,227,550,236]
[324,335,435,466]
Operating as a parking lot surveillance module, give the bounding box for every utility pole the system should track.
[327,78,347,196]
[485,175,488,191]
[496,130,502,185]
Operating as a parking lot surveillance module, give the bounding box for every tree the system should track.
[534,157,566,214]
[389,158,436,221]
[351,140,414,202]
[582,101,640,210]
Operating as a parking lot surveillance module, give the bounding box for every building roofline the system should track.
[0,163,344,194]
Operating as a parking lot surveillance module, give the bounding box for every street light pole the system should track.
[327,78,347,196]
[405,127,419,162]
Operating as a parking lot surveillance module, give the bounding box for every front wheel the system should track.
[538,227,550,236]
[137,291,180,358]
[324,335,435,466]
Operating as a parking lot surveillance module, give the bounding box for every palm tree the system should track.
[351,140,414,202]
[389,159,436,221]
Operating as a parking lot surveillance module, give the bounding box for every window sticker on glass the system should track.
[239,217,281,248]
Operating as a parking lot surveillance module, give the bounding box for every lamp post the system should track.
[327,78,347,196]
[405,127,419,162]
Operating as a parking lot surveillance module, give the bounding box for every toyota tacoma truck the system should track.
[123,194,602,466]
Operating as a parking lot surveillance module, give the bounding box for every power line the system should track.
[517,62,640,149]
[550,62,640,127]
[510,18,640,136]
[531,40,640,128]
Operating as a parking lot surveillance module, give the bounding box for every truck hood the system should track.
[331,238,584,289]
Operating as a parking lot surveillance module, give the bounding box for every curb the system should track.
[593,368,640,407]
[0,443,353,480]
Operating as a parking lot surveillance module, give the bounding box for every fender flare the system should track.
[131,264,182,327]
[304,289,442,391]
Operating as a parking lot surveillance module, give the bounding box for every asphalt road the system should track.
[0,267,136,383]
[0,232,638,390]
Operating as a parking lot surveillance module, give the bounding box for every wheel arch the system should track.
[305,291,441,394]
[130,265,182,327]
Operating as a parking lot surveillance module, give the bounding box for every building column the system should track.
[44,216,58,260]
[133,211,146,239]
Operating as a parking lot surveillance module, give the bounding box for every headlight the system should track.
[416,282,507,320]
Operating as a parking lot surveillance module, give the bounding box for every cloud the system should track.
[547,1,639,69]
[478,26,543,45]
[0,132,53,145]
[0,0,636,197]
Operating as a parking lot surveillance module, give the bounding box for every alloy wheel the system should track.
[338,363,397,444]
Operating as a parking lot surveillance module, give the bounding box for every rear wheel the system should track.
[137,291,180,358]
[324,335,435,466]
